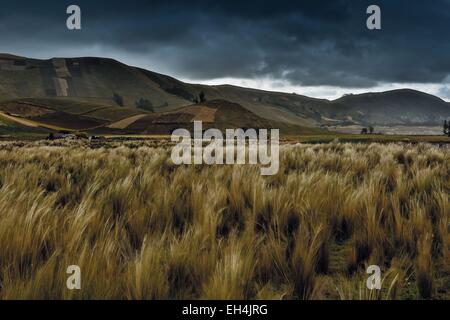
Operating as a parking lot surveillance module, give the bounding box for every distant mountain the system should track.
[330,89,450,125]
[0,53,449,136]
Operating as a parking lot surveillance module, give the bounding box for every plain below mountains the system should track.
[0,53,449,136]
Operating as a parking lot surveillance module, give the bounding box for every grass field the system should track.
[0,139,448,299]
[285,133,450,144]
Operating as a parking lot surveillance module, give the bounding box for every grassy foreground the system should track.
[0,140,448,299]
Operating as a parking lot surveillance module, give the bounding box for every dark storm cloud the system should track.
[1,0,450,88]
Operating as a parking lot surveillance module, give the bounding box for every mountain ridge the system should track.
[1,53,449,133]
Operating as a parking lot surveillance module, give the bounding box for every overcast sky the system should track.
[1,0,450,100]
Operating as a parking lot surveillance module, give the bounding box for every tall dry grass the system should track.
[0,140,448,299]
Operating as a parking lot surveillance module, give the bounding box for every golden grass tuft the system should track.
[0,140,448,299]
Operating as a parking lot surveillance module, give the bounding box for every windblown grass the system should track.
[0,140,448,299]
